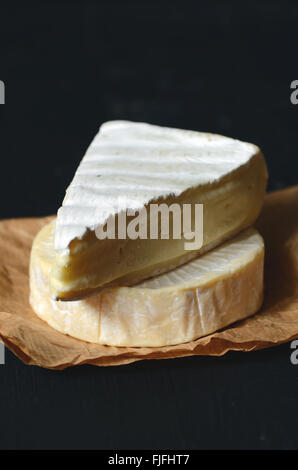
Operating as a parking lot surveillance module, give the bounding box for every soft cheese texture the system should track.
[52,121,268,300]
[55,121,264,251]
[31,221,264,347]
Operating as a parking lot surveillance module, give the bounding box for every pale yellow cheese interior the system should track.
[51,152,268,300]
[30,221,264,347]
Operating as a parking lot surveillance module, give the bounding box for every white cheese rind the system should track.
[55,121,260,252]
[31,221,264,347]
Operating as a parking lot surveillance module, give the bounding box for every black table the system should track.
[0,0,297,450]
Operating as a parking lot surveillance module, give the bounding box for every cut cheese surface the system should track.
[30,221,265,347]
[52,121,268,300]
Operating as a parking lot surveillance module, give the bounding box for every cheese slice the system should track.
[52,121,268,300]
[30,220,264,347]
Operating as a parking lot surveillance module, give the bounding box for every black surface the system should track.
[0,0,298,450]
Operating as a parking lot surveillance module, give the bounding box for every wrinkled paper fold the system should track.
[0,186,297,369]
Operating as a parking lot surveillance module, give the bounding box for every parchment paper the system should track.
[0,186,297,369]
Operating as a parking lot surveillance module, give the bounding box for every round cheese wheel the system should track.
[29,221,264,347]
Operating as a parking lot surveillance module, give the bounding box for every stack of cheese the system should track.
[30,121,268,347]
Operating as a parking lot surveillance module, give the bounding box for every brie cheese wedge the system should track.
[52,121,268,300]
[30,221,264,347]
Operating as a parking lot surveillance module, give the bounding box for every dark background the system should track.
[0,0,298,450]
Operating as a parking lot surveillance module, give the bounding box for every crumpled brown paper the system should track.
[0,186,297,369]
